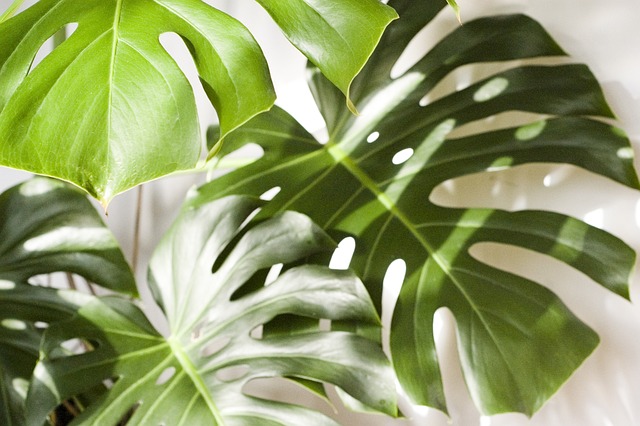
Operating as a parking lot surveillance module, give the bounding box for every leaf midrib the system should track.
[105,0,124,201]
[326,140,528,386]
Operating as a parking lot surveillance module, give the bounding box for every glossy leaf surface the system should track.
[0,177,134,425]
[0,0,396,204]
[27,194,396,425]
[197,2,639,416]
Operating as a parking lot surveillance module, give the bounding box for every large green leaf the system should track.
[0,0,396,205]
[196,3,640,417]
[0,177,135,425]
[254,0,397,114]
[27,194,397,425]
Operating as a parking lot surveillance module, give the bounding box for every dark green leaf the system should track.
[27,194,397,425]
[198,7,639,416]
[0,177,134,425]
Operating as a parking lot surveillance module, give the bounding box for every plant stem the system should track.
[131,185,143,275]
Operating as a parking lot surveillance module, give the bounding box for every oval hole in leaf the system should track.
[216,365,250,383]
[392,148,414,165]
[155,366,176,386]
[329,237,356,270]
[200,336,231,357]
[367,131,380,143]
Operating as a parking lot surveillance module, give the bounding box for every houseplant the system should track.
[0,0,637,424]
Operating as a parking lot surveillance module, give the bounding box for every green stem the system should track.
[0,0,26,23]
[169,338,225,425]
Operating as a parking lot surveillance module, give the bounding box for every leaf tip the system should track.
[346,97,359,116]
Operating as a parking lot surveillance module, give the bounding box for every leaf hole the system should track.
[29,23,79,75]
[319,318,331,331]
[243,377,330,411]
[381,259,406,352]
[329,237,355,270]
[12,378,29,400]
[264,263,283,285]
[200,336,231,357]
[159,32,216,142]
[250,325,263,339]
[116,402,141,425]
[260,186,281,201]
[49,338,99,360]
[216,365,250,382]
[34,321,49,330]
[102,376,119,390]
[367,131,380,143]
[392,148,414,165]
[155,366,176,386]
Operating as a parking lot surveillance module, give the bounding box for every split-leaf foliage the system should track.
[0,0,638,423]
[0,0,397,205]
[197,0,639,416]
[2,179,396,425]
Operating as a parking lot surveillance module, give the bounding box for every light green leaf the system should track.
[0,177,134,425]
[27,194,397,424]
[0,0,397,205]
[255,0,397,113]
[0,0,273,205]
[198,5,639,416]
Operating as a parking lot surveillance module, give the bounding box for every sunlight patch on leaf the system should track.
[473,77,510,102]
[515,120,547,141]
[12,378,29,400]
[23,227,116,252]
[1,319,27,330]
[0,280,16,289]
[487,156,514,172]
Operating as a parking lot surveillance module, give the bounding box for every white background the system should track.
[2,1,640,425]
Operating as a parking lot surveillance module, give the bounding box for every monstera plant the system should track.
[198,0,638,418]
[0,0,637,425]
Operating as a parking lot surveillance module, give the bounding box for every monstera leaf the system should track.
[26,194,397,425]
[0,0,396,205]
[195,0,639,416]
[0,177,135,425]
